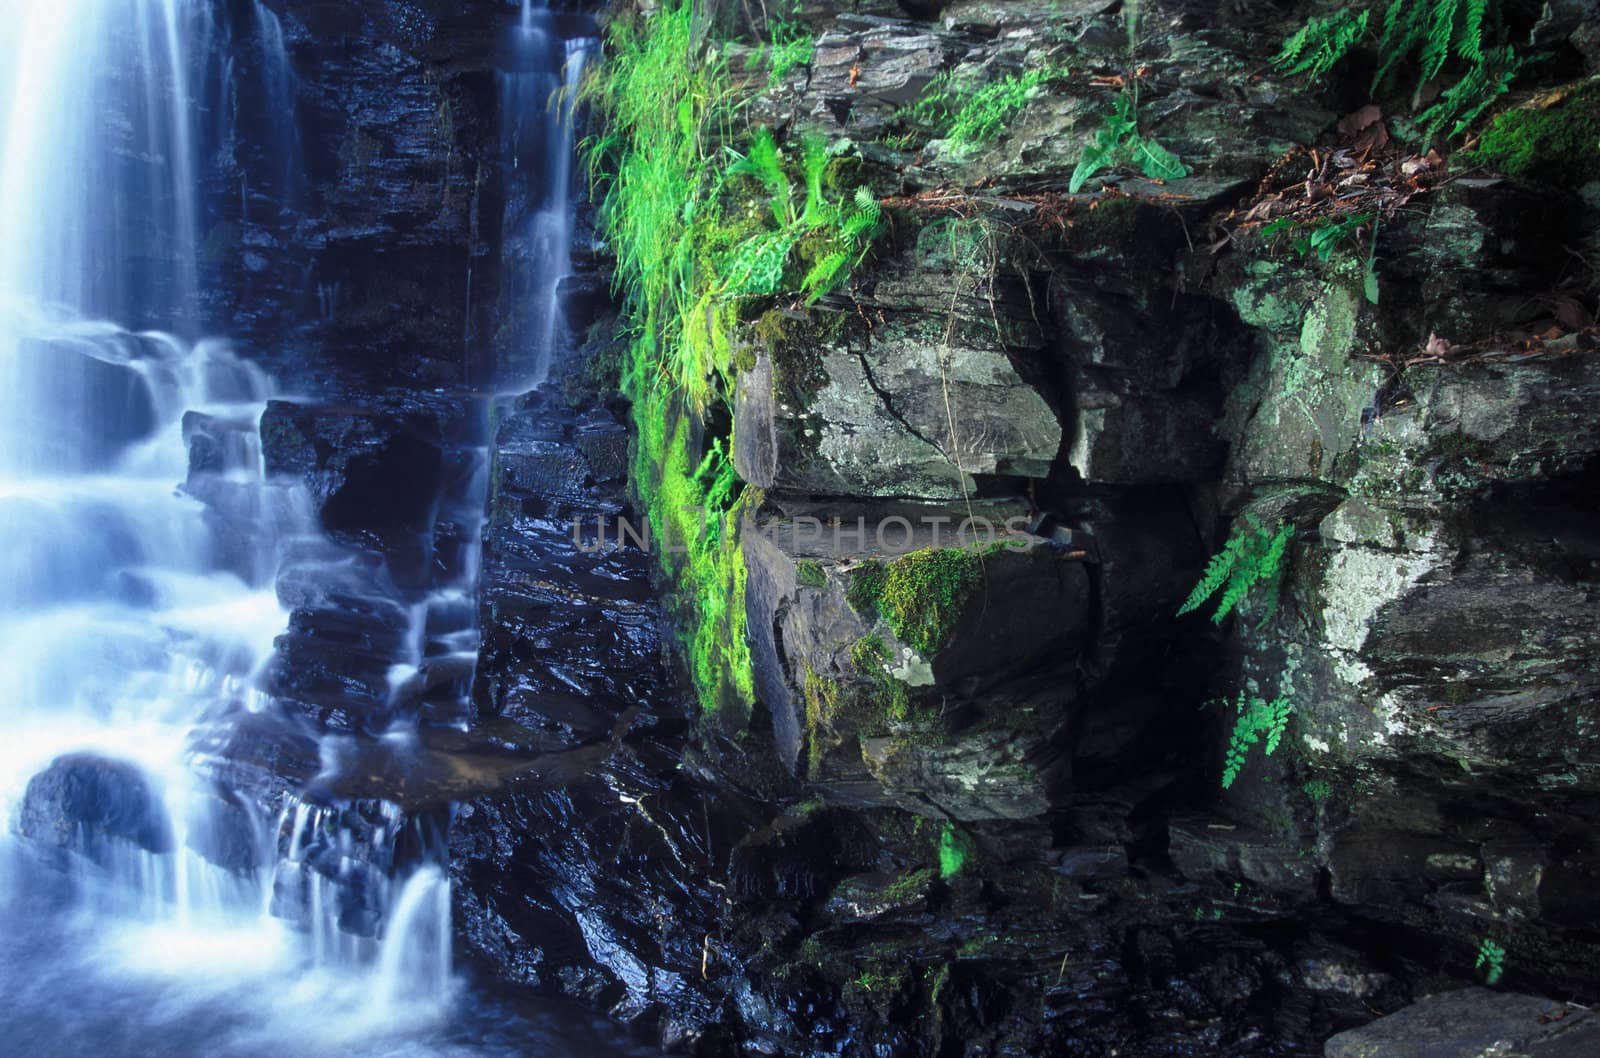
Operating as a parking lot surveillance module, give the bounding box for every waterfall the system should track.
[500,5,599,388]
[0,0,454,1040]
[0,0,203,331]
[0,2,644,1054]
[252,0,303,209]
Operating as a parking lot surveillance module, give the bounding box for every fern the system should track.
[1070,94,1189,193]
[1417,44,1523,143]
[1419,0,1461,85]
[1475,938,1506,986]
[1273,10,1370,79]
[1458,0,1488,63]
[1373,0,1427,93]
[1179,515,1295,625]
[1221,690,1294,788]
[801,251,852,302]
[727,129,792,225]
[800,136,831,226]
[1279,0,1520,143]
[1177,539,1244,617]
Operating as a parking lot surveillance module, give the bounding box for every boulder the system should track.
[19,753,174,860]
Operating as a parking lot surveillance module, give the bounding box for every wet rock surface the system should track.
[19,754,174,861]
[1324,988,1600,1058]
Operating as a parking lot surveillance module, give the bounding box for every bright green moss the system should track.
[878,548,982,655]
[849,633,890,672]
[582,2,885,718]
[882,866,937,903]
[1462,82,1600,184]
[845,560,887,615]
[849,635,912,723]
[803,663,842,776]
[845,549,981,655]
[796,558,826,588]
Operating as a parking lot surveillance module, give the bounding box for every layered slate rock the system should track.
[1325,989,1600,1058]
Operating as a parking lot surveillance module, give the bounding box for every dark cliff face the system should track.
[197,0,1600,1056]
[200,0,523,392]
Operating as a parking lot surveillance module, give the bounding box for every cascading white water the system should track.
[0,0,457,1043]
[501,3,598,387]
[0,3,656,1055]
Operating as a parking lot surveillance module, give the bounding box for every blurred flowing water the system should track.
[0,2,643,1054]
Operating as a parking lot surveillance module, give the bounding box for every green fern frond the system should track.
[1180,516,1294,624]
[1221,690,1294,788]
[1373,0,1426,91]
[1419,0,1462,85]
[1178,547,1238,616]
[727,128,791,225]
[1263,694,1292,755]
[801,135,830,226]
[801,250,852,302]
[1459,0,1488,63]
[1275,10,1369,79]
[1418,43,1523,143]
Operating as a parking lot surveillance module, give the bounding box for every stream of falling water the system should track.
[0,2,645,1054]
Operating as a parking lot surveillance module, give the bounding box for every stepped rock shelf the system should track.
[0,1,1597,1057]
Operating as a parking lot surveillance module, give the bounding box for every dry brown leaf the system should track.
[1337,104,1383,136]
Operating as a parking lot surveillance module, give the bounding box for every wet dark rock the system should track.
[728,809,877,901]
[19,754,174,860]
[1325,988,1600,1058]
[185,786,268,874]
[260,399,446,536]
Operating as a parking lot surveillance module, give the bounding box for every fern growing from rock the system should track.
[1275,10,1370,78]
[1069,94,1188,193]
[1178,515,1294,626]
[1274,0,1524,143]
[1222,691,1293,789]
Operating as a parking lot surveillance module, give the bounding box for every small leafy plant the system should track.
[1070,94,1189,193]
[722,130,883,303]
[1262,212,1375,262]
[762,18,814,88]
[1475,937,1506,985]
[1303,778,1336,804]
[1261,212,1381,304]
[1178,515,1294,626]
[946,67,1060,153]
[903,65,1067,156]
[1222,690,1293,788]
[1273,1,1526,144]
[1275,10,1371,79]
